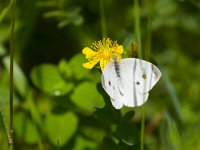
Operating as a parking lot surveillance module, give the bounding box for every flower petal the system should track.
[83,58,101,69]
[100,59,109,71]
[115,45,124,54]
[82,47,97,59]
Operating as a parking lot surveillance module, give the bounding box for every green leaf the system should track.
[68,53,93,80]
[161,68,184,124]
[14,112,40,144]
[181,124,200,150]
[80,126,105,142]
[31,64,74,96]
[58,59,73,80]
[165,112,181,150]
[3,56,29,97]
[0,86,10,107]
[72,15,84,26]
[72,136,97,150]
[36,1,57,7]
[45,111,78,146]
[116,111,139,146]
[94,107,120,125]
[70,82,105,112]
[0,109,10,143]
[0,25,10,43]
[58,53,101,82]
[0,0,14,23]
[24,90,43,128]
[44,10,67,18]
[99,137,118,150]
[0,44,6,56]
[121,111,135,121]
[58,20,71,28]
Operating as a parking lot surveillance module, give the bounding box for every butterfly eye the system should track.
[109,81,111,86]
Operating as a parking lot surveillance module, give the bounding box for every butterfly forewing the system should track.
[133,59,162,94]
[119,59,149,107]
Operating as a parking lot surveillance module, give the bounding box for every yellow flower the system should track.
[82,38,124,71]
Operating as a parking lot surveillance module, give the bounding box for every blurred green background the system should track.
[0,0,200,150]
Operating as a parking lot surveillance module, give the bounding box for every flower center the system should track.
[91,38,118,60]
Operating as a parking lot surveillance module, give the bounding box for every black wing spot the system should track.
[119,90,124,96]
[108,81,111,86]
[136,81,140,85]
[142,73,147,80]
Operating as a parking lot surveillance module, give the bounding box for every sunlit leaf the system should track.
[58,53,101,81]
[58,59,73,80]
[72,136,97,150]
[68,53,93,80]
[70,82,105,112]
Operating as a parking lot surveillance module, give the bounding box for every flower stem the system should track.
[9,0,16,146]
[133,0,142,58]
[99,0,107,38]
[140,1,152,150]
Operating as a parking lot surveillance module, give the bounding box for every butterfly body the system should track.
[101,58,162,109]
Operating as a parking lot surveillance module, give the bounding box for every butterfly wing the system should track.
[101,58,162,109]
[133,58,162,94]
[119,59,149,107]
[101,62,124,109]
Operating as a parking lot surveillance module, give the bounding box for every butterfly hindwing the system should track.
[101,62,124,109]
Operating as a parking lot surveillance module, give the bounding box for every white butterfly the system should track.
[101,58,162,109]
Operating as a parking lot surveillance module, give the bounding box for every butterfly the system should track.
[101,58,162,109]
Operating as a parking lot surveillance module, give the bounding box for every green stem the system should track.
[133,0,142,58]
[144,0,152,60]
[140,1,152,150]
[99,0,107,38]
[140,106,145,150]
[9,0,16,146]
